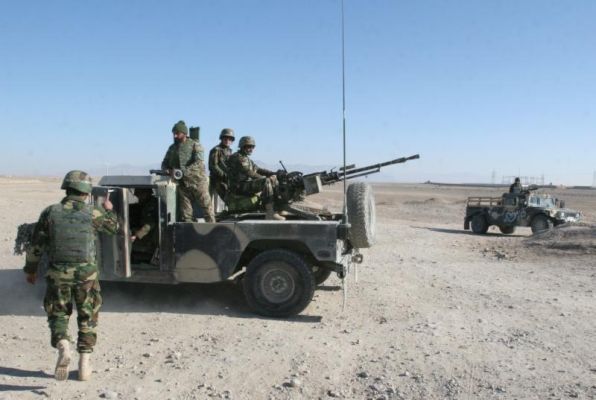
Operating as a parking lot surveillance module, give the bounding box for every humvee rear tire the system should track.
[471,215,489,234]
[531,214,552,234]
[312,266,333,285]
[499,226,516,235]
[243,249,315,317]
[347,182,376,248]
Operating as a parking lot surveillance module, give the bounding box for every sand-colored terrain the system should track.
[0,178,595,399]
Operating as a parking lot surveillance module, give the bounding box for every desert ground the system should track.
[0,177,594,400]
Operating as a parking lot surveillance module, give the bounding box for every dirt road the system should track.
[1,178,594,399]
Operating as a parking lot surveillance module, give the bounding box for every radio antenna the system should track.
[341,0,348,224]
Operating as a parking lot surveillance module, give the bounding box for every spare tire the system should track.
[347,182,376,248]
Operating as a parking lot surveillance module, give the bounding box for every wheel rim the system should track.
[260,265,295,303]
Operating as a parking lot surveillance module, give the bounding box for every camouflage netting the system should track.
[14,223,36,256]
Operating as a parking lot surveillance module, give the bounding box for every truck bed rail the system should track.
[466,197,502,207]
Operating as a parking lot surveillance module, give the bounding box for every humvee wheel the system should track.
[312,265,333,285]
[243,250,315,317]
[471,215,489,234]
[499,226,516,235]
[531,214,553,234]
[347,182,376,248]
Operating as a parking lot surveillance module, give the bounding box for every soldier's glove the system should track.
[25,272,37,285]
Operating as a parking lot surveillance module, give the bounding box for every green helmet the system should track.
[61,170,92,194]
[219,128,235,140]
[239,136,256,148]
[171,120,189,135]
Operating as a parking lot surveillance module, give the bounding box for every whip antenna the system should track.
[341,0,348,223]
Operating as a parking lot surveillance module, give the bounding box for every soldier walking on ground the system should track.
[509,177,523,194]
[23,170,119,381]
[209,128,234,209]
[227,136,285,220]
[161,120,215,222]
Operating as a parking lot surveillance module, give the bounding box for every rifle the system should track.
[276,154,420,204]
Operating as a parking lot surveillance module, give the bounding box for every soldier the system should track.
[161,120,215,222]
[227,136,285,220]
[209,128,234,206]
[130,188,159,263]
[509,177,522,194]
[23,170,118,381]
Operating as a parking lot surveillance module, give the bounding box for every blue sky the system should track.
[1,1,595,184]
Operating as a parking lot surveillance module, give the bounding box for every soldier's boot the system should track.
[265,203,285,221]
[54,339,71,381]
[78,353,92,381]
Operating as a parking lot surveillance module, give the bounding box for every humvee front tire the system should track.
[499,226,516,235]
[347,182,376,248]
[243,250,315,317]
[531,214,552,234]
[471,215,489,234]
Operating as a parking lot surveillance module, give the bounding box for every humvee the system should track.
[464,188,581,235]
[84,174,375,317]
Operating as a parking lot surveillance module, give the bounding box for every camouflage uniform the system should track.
[208,143,232,200]
[227,149,277,208]
[24,195,118,353]
[161,136,215,222]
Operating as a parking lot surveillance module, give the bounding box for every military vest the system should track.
[48,203,96,264]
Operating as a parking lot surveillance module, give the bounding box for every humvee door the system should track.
[92,187,132,278]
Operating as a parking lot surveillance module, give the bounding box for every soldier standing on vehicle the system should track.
[209,128,234,208]
[161,120,215,222]
[23,170,118,381]
[227,136,285,220]
[509,177,523,194]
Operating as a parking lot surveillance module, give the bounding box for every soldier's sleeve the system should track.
[23,207,51,274]
[191,141,205,163]
[256,163,275,177]
[161,146,173,170]
[242,157,264,179]
[92,207,119,235]
[209,148,227,179]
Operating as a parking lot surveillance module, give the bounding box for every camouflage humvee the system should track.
[76,174,374,317]
[464,187,581,235]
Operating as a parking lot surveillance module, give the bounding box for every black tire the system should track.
[471,215,489,234]
[347,182,376,248]
[312,265,333,285]
[531,214,553,234]
[499,226,516,235]
[243,249,315,317]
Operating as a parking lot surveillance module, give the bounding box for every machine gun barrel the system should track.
[342,154,419,177]
[319,154,419,185]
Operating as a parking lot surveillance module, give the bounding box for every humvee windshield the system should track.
[527,195,555,208]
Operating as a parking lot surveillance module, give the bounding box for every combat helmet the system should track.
[238,136,256,148]
[220,128,235,140]
[61,170,92,194]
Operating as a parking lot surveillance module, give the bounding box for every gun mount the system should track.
[276,154,420,205]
